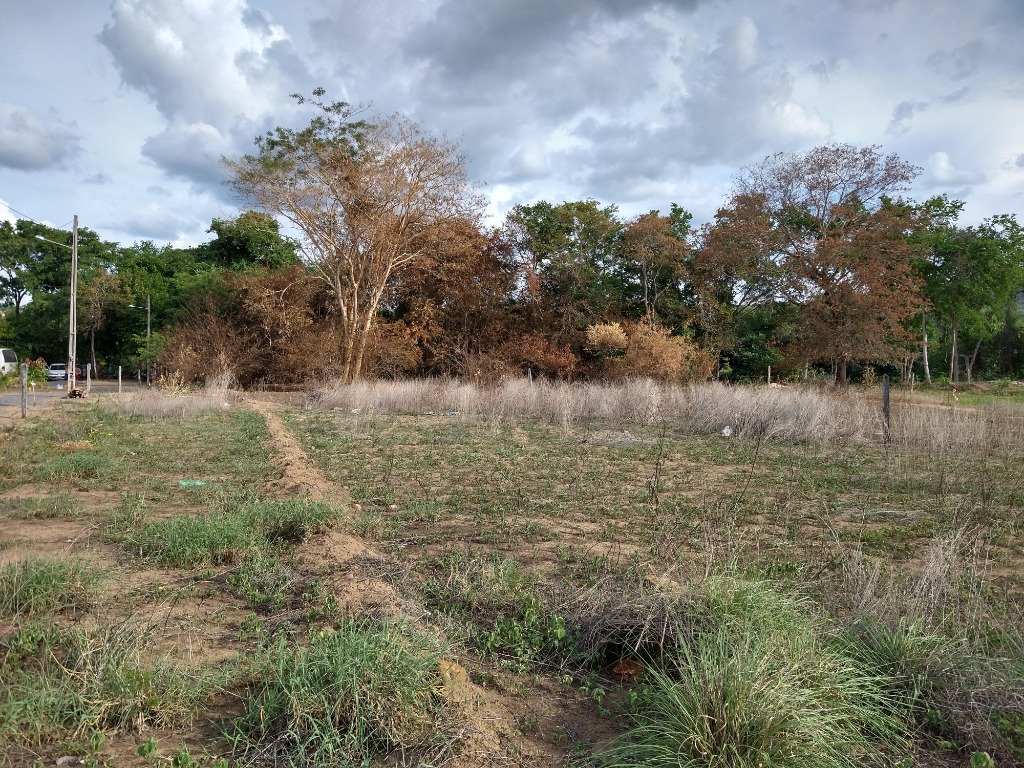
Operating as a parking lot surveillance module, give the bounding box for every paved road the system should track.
[0,379,144,420]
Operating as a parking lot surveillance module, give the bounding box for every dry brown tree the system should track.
[735,144,924,384]
[224,91,484,381]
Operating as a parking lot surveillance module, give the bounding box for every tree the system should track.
[917,204,1024,382]
[225,91,483,381]
[692,193,787,375]
[621,210,689,324]
[736,144,924,384]
[197,211,301,271]
[503,199,624,338]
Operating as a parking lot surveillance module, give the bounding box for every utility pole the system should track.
[146,294,151,386]
[68,215,78,391]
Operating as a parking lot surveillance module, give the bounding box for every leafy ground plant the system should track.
[227,619,458,767]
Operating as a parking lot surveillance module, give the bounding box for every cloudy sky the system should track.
[2,0,1022,247]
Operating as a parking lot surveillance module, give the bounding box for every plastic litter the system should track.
[178,479,207,488]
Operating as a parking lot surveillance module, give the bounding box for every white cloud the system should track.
[0,105,82,171]
[925,151,986,187]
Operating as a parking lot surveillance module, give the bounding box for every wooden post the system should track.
[118,366,122,393]
[882,374,891,445]
[86,363,92,395]
[20,363,27,418]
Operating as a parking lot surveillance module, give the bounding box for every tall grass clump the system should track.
[841,616,1024,760]
[592,576,907,768]
[0,558,106,618]
[0,619,215,746]
[228,620,457,767]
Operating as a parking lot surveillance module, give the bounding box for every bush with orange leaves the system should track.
[491,333,578,381]
[584,322,629,360]
[614,323,714,383]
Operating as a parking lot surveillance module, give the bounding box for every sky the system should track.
[1,0,1022,248]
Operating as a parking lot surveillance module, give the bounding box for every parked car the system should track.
[0,348,17,376]
[46,363,67,380]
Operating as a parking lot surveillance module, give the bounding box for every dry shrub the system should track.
[361,322,423,379]
[585,322,629,359]
[491,334,578,380]
[615,324,714,383]
[158,297,257,385]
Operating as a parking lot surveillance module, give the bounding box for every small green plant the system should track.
[481,594,571,672]
[138,735,158,758]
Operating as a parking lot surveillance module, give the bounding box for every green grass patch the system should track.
[0,558,107,618]
[127,497,338,568]
[0,619,217,747]
[227,620,457,767]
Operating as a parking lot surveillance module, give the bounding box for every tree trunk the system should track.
[963,338,982,383]
[921,309,931,384]
[836,357,848,386]
[949,316,959,384]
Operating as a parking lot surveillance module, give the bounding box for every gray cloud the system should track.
[141,123,234,192]
[927,40,985,80]
[0,105,82,171]
[84,172,113,185]
[887,100,929,136]
[108,204,200,242]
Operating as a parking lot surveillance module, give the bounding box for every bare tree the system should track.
[225,92,483,381]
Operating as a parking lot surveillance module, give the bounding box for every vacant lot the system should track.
[1,380,1022,767]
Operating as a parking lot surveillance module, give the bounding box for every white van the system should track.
[0,348,17,376]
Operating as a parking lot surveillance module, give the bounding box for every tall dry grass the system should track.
[306,378,1024,450]
[102,373,236,420]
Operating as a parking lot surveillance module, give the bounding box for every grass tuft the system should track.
[0,558,107,618]
[227,620,457,767]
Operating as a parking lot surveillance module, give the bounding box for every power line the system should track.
[0,202,72,232]
[1,203,43,226]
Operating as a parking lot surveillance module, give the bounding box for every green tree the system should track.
[196,210,301,271]
[503,199,625,338]
[918,206,1024,382]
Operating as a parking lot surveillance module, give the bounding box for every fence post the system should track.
[882,374,891,444]
[118,366,122,393]
[20,363,28,418]
[86,363,92,395]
